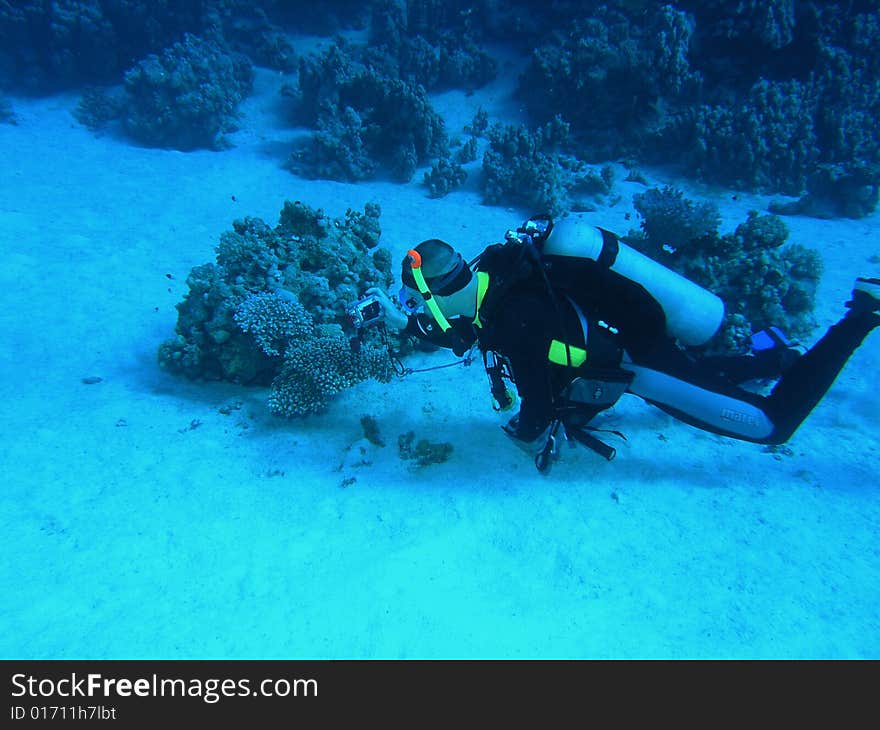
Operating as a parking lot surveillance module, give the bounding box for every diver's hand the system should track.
[365,286,408,331]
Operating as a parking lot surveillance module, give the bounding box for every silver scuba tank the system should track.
[542,218,724,346]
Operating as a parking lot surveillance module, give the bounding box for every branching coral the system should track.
[268,326,393,417]
[233,292,313,358]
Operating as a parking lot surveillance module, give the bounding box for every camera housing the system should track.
[346,294,384,329]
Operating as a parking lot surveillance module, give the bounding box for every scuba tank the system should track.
[541,218,724,347]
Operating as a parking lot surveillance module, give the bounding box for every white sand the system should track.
[1,64,878,659]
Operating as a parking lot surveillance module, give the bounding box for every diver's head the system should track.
[399,239,476,325]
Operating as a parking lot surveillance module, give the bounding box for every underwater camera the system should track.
[346,294,384,330]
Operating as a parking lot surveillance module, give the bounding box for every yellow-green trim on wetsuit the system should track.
[548,339,587,367]
[472,271,490,328]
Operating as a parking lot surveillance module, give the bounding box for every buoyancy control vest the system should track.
[473,215,726,436]
[473,216,628,421]
[474,215,724,346]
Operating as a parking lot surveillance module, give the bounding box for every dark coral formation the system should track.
[366,0,496,92]
[627,186,822,353]
[286,39,449,182]
[159,201,395,416]
[686,79,819,194]
[769,162,880,219]
[4,1,878,212]
[284,3,500,183]
[0,1,298,88]
[481,117,614,217]
[0,1,204,88]
[516,1,880,197]
[73,87,124,132]
[424,157,467,198]
[519,4,700,161]
[360,414,385,447]
[122,34,253,150]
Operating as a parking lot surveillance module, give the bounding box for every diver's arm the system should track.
[505,351,556,441]
[404,314,476,354]
[491,299,557,441]
[365,287,474,352]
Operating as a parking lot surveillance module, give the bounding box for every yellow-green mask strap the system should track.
[410,259,454,332]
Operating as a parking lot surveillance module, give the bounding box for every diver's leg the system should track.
[624,362,777,441]
[699,327,803,384]
[762,308,879,443]
[623,287,878,444]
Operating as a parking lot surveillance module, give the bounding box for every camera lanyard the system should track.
[386,329,478,377]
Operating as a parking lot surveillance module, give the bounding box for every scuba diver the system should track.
[365,216,879,472]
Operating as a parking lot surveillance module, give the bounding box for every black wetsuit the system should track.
[404,254,878,445]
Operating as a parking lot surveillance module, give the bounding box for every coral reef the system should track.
[287,40,448,182]
[122,34,253,150]
[627,186,721,256]
[519,5,700,160]
[5,1,878,210]
[453,137,478,165]
[424,157,467,198]
[627,186,822,353]
[74,87,125,132]
[513,2,880,199]
[211,2,297,72]
[268,325,392,417]
[367,0,497,92]
[160,201,396,415]
[0,0,205,88]
[0,1,298,88]
[769,163,880,220]
[684,79,820,194]
[481,117,614,216]
[158,262,273,384]
[464,107,489,138]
